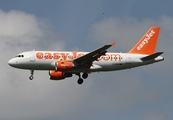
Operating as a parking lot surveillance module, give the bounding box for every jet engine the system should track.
[51,61,74,71]
[49,70,73,80]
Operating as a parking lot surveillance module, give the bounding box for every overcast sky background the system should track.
[0,0,173,120]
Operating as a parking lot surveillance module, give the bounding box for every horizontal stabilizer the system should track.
[141,52,164,61]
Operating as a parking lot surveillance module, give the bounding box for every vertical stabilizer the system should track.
[128,27,160,55]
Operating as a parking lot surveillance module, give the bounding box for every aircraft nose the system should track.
[8,59,16,67]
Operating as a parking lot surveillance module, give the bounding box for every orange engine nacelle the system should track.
[49,70,73,80]
[55,61,73,71]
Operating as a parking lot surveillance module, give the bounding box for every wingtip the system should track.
[111,42,116,47]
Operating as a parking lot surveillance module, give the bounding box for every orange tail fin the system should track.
[128,26,160,55]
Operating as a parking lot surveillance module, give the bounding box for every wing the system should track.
[73,42,115,67]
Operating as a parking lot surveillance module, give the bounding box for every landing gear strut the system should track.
[29,70,34,80]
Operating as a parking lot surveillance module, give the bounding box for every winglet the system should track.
[111,42,116,47]
[128,27,160,55]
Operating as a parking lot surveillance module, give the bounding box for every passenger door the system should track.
[30,51,35,62]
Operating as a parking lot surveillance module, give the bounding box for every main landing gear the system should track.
[76,72,88,85]
[28,70,88,84]
[29,70,34,80]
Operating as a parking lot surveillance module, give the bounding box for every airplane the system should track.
[8,26,164,84]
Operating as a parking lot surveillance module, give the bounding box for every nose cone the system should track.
[8,59,17,67]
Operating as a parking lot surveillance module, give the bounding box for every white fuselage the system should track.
[7,27,164,84]
[8,51,164,73]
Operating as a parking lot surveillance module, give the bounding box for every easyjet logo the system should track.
[36,52,122,61]
[137,30,155,50]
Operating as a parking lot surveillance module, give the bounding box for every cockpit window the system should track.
[16,55,24,57]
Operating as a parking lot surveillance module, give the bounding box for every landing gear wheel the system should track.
[77,78,83,85]
[82,72,88,79]
[29,76,34,80]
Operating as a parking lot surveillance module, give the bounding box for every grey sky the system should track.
[0,0,173,120]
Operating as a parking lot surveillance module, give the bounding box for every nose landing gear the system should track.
[29,70,34,80]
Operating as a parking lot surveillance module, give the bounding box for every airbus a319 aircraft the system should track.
[8,27,164,84]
